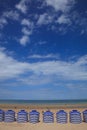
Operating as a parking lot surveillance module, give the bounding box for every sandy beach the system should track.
[0,104,87,130]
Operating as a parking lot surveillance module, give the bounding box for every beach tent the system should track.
[69,110,82,124]
[29,110,40,123]
[17,110,28,123]
[4,110,15,122]
[43,110,54,123]
[0,109,4,122]
[83,110,87,123]
[56,110,67,123]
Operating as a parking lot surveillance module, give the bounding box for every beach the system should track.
[0,103,87,130]
[0,121,87,130]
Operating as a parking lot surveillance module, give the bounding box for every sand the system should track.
[0,104,87,130]
[0,122,87,130]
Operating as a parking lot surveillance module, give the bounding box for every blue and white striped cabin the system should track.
[17,110,28,123]
[43,110,54,123]
[29,110,40,123]
[0,109,4,122]
[4,110,15,122]
[56,110,67,123]
[69,110,82,124]
[83,110,87,123]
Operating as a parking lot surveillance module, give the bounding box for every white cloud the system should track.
[41,0,75,32]
[27,55,87,81]
[28,54,59,59]
[63,11,87,34]
[45,0,75,12]
[0,47,29,80]
[0,47,6,51]
[0,3,21,29]
[37,13,53,25]
[20,19,34,46]
[21,19,33,34]
[21,19,33,28]
[19,35,29,46]
[3,10,20,21]
[36,0,75,31]
[0,17,7,28]
[18,74,51,85]
[0,47,87,83]
[22,27,32,35]
[37,13,47,25]
[75,55,87,66]
[57,14,71,24]
[15,0,29,14]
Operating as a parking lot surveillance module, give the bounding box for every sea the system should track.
[0,99,87,105]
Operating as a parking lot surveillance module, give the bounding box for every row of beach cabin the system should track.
[0,109,87,123]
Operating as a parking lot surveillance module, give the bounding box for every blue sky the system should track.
[0,0,87,100]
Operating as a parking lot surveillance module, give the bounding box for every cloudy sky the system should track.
[0,0,87,100]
